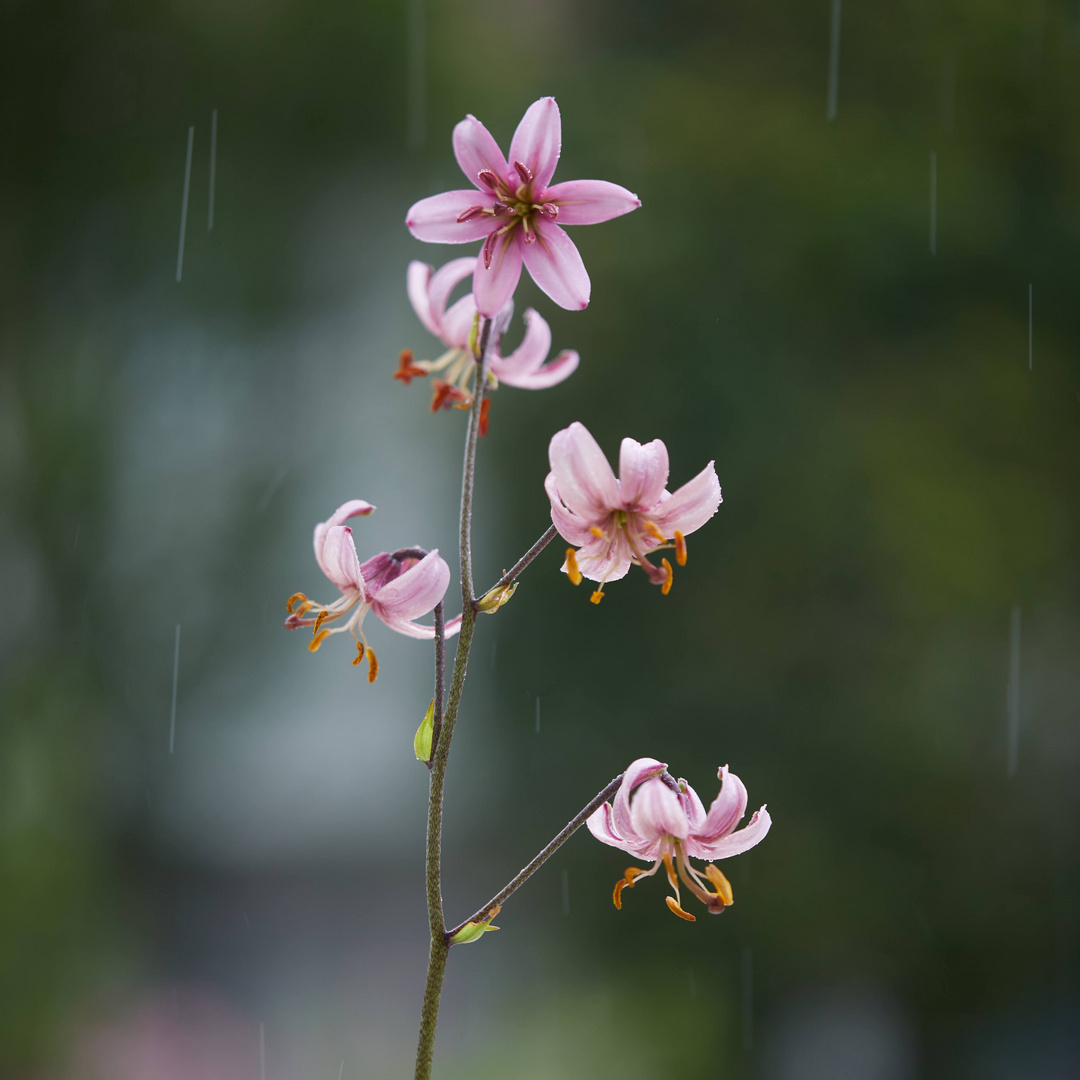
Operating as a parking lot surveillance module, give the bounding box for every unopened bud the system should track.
[449,905,501,945]
[414,698,435,763]
[477,579,518,614]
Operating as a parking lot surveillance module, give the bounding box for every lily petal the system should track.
[440,294,478,350]
[381,612,463,640]
[314,500,374,584]
[318,525,364,594]
[612,757,667,840]
[630,777,691,842]
[453,114,510,189]
[427,257,478,334]
[509,96,561,191]
[473,230,524,317]
[523,221,590,310]
[370,550,450,623]
[544,179,641,225]
[406,190,496,243]
[692,806,772,861]
[649,462,722,537]
[573,532,632,583]
[693,766,748,844]
[406,261,440,337]
[618,438,670,511]
[493,307,551,378]
[677,778,708,831]
[498,349,579,390]
[548,422,621,518]
[544,472,597,547]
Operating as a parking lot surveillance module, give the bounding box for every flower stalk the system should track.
[414,316,493,1080]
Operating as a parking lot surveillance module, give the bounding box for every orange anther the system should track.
[589,590,604,605]
[351,641,366,667]
[660,558,674,596]
[665,896,697,922]
[624,866,646,884]
[704,864,734,906]
[294,600,314,617]
[313,609,331,634]
[589,526,604,538]
[565,548,583,586]
[286,592,307,614]
[367,647,379,683]
[430,380,468,412]
[674,530,687,567]
[393,348,428,384]
[644,520,666,544]
[613,879,626,909]
[308,628,331,652]
[479,397,491,437]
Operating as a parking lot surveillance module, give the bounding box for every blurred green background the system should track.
[3,0,1079,1077]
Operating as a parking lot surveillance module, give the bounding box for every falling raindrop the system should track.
[208,108,218,232]
[337,1061,344,1080]
[1007,605,1021,778]
[929,151,938,256]
[176,126,194,283]
[826,0,842,122]
[407,0,426,150]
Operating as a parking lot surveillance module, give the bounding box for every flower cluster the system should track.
[287,97,772,951]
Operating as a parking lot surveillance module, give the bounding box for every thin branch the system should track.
[446,772,625,942]
[473,524,558,608]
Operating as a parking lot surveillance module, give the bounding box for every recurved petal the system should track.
[548,422,621,518]
[492,307,551,379]
[406,190,496,243]
[498,349,579,390]
[318,525,364,594]
[618,438,670,511]
[543,179,641,225]
[473,231,524,317]
[693,766,748,844]
[509,97,561,191]
[630,777,690,842]
[427,257,478,332]
[544,472,596,547]
[648,461,722,537]
[586,802,628,849]
[381,612,463,640]
[612,758,668,840]
[692,806,772,861]
[678,778,707,831]
[453,114,510,188]
[406,261,439,336]
[522,221,590,310]
[440,295,478,349]
[370,550,450,623]
[314,500,375,579]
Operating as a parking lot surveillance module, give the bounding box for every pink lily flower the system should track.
[400,257,580,410]
[545,422,722,603]
[284,500,460,681]
[587,757,772,922]
[405,97,641,315]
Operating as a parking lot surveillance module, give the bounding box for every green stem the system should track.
[414,316,493,1080]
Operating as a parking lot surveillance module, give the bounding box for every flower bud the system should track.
[414,699,435,763]
[476,580,518,614]
[449,906,501,945]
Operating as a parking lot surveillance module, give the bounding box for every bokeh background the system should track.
[3,0,1080,1077]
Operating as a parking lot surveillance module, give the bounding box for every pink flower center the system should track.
[455,161,561,269]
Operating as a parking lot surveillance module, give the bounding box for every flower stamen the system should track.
[565,548,583,586]
[644,520,666,544]
[589,525,604,538]
[660,558,674,596]
[351,641,366,667]
[367,647,379,683]
[309,628,332,652]
[674,530,687,566]
[286,592,308,613]
[665,896,697,922]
